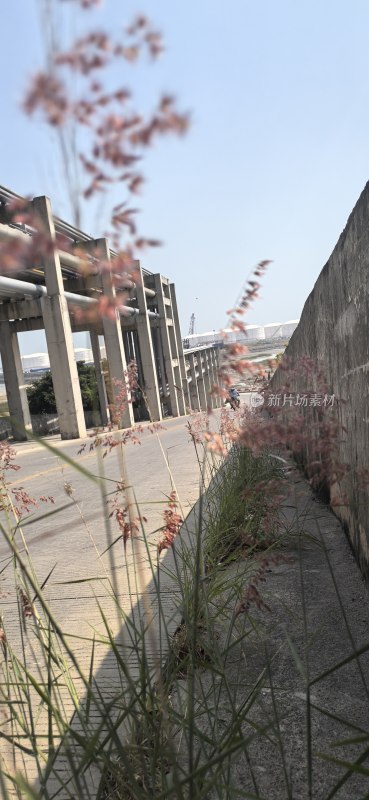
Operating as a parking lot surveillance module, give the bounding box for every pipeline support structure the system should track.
[0,187,221,440]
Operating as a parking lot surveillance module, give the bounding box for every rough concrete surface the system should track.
[270,180,369,578]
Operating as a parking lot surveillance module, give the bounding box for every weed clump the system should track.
[204,445,284,573]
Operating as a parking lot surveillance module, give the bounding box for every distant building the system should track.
[183,320,299,349]
[74,347,93,364]
[15,347,100,374]
[21,353,50,371]
[281,320,300,338]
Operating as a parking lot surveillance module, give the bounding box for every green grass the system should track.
[204,445,284,572]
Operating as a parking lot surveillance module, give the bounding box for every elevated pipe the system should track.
[0,275,158,318]
[0,225,156,295]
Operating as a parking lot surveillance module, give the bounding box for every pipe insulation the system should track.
[0,275,161,317]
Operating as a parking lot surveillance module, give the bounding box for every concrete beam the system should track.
[11,318,45,333]
[0,298,42,323]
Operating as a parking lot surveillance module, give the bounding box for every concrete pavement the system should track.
[0,410,219,795]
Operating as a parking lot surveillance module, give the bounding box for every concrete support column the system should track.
[183,356,191,410]
[188,353,200,411]
[169,283,190,412]
[0,322,32,441]
[207,348,216,409]
[94,239,134,429]
[197,354,207,411]
[203,350,212,408]
[136,266,162,421]
[153,275,180,417]
[33,195,86,440]
[90,331,109,427]
[212,348,221,406]
[209,348,219,408]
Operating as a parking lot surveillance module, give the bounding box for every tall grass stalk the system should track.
[1,403,368,799]
[0,415,285,799]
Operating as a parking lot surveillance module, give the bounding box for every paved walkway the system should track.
[0,411,222,796]
[193,458,369,799]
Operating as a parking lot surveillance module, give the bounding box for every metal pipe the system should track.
[0,185,153,277]
[116,282,156,298]
[0,225,95,272]
[118,304,138,317]
[0,225,156,294]
[0,275,137,315]
[59,249,95,270]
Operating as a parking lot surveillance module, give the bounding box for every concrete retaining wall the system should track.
[271,181,369,578]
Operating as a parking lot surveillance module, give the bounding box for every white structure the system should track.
[281,320,300,338]
[183,320,299,350]
[20,348,95,373]
[74,347,93,364]
[21,352,50,371]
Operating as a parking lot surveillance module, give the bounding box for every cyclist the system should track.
[228,386,240,409]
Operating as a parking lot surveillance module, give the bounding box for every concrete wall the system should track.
[271,181,369,578]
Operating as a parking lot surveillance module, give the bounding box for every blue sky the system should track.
[1,0,369,354]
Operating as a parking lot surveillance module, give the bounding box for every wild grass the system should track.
[1,392,369,799]
[1,0,366,792]
[203,445,283,572]
[0,412,283,798]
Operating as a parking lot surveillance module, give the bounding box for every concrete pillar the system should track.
[188,352,200,411]
[169,283,190,412]
[203,350,212,409]
[183,354,191,410]
[94,239,134,429]
[196,353,207,411]
[0,322,32,441]
[90,331,109,427]
[209,348,219,408]
[32,195,86,440]
[212,348,221,407]
[136,266,162,421]
[214,348,222,407]
[153,275,180,417]
[207,348,215,409]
